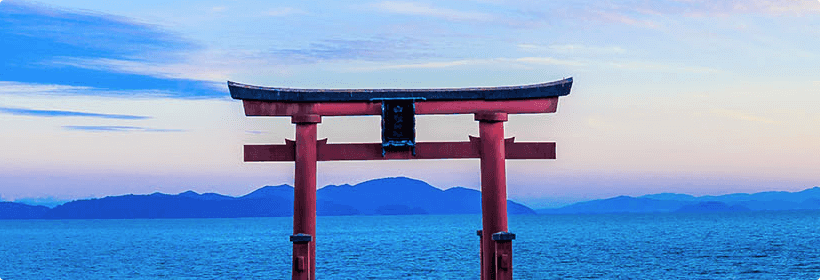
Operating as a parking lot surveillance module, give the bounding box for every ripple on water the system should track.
[0,211,818,279]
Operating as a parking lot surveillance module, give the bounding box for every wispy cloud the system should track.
[0,82,92,95]
[269,37,432,64]
[518,44,626,55]
[362,59,479,70]
[371,1,494,21]
[606,61,721,74]
[514,57,587,66]
[1,1,196,62]
[49,57,229,84]
[0,106,149,120]
[605,0,820,18]
[0,81,217,99]
[350,56,586,71]
[673,0,820,16]
[560,0,820,32]
[593,10,661,29]
[1,1,223,98]
[62,126,184,132]
[348,50,716,74]
[710,108,778,124]
[265,7,306,17]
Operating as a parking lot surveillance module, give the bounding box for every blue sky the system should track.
[1,0,819,208]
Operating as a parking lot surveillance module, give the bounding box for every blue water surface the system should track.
[1,211,819,279]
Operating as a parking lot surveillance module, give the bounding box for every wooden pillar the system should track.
[292,114,320,280]
[492,232,515,280]
[475,112,512,280]
[290,234,312,280]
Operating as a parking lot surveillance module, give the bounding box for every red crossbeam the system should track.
[242,98,558,117]
[245,137,555,162]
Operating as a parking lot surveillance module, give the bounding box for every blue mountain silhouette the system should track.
[0,177,534,219]
[538,186,820,214]
[0,202,49,219]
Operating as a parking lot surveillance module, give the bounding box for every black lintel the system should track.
[228,78,572,102]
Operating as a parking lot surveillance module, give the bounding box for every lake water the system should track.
[1,211,819,279]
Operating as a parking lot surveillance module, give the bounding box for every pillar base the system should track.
[491,232,516,241]
[290,233,313,243]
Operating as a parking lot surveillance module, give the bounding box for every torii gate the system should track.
[229,77,572,280]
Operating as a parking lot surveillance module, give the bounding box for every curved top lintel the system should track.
[228,77,572,102]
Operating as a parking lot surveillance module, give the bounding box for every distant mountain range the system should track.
[537,187,820,214]
[0,177,535,219]
[4,178,819,219]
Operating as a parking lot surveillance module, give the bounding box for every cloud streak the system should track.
[48,57,229,85]
[268,37,432,64]
[1,1,196,62]
[62,126,184,132]
[593,10,661,29]
[544,0,820,32]
[349,56,721,76]
[668,0,820,16]
[0,1,223,98]
[518,44,627,55]
[0,81,219,100]
[0,82,92,95]
[264,7,307,17]
[371,1,494,21]
[606,61,722,74]
[601,0,820,18]
[350,56,586,71]
[0,106,149,120]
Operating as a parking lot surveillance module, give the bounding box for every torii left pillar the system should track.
[290,114,320,280]
[477,112,514,280]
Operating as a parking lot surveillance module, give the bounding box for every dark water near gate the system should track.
[1,211,819,279]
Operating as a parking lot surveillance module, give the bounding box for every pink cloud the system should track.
[641,0,820,17]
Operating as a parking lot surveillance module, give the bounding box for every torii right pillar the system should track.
[476,112,515,280]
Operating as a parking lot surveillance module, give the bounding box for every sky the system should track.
[1,0,819,208]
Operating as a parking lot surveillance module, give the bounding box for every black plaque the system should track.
[381,99,416,155]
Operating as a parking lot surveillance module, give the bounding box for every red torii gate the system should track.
[229,78,573,280]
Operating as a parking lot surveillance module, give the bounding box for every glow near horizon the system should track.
[0,0,819,208]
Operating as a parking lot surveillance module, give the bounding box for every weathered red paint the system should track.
[475,111,509,122]
[477,114,510,280]
[242,97,558,116]
[244,138,555,162]
[291,114,322,123]
[293,115,319,280]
